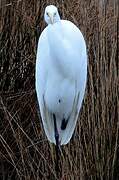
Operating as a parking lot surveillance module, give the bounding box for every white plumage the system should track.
[35,5,87,145]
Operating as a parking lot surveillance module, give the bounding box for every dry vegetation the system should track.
[0,0,118,179]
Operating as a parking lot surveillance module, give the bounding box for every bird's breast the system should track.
[44,75,75,119]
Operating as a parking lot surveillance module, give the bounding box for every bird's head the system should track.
[44,5,60,25]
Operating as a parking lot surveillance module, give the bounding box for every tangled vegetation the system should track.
[0,0,118,179]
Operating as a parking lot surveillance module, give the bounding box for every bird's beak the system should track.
[49,14,54,24]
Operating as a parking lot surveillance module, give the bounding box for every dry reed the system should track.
[0,0,118,179]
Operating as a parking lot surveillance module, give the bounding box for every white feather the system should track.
[35,5,87,145]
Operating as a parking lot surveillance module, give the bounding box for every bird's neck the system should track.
[47,21,66,59]
[48,21,63,41]
[47,21,68,74]
[47,21,76,79]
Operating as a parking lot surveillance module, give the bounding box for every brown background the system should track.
[0,0,118,179]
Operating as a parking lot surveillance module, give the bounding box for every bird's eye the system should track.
[54,12,56,16]
[46,12,49,16]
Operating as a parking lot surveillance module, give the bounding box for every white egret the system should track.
[35,5,87,147]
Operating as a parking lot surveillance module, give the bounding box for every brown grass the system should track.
[0,0,118,179]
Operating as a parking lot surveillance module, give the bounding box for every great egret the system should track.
[35,5,87,147]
